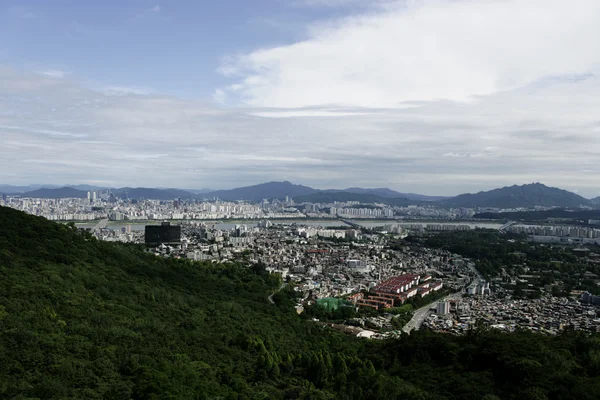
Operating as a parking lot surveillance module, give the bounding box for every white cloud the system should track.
[150,5,161,13]
[103,86,153,95]
[37,70,65,78]
[295,0,395,8]
[250,110,370,117]
[1,51,600,197]
[219,0,600,108]
[212,89,227,104]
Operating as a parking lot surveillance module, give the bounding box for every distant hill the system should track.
[442,183,590,209]
[0,185,30,193]
[342,187,446,201]
[68,184,107,191]
[20,187,87,199]
[295,191,422,207]
[202,181,316,201]
[112,187,195,200]
[0,184,60,193]
[17,186,194,200]
[180,188,215,194]
[7,181,595,207]
[201,182,439,203]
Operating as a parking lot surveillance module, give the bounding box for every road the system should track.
[402,262,483,334]
[268,282,288,304]
[402,291,463,334]
[93,218,108,232]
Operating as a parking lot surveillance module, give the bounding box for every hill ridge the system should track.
[442,182,590,208]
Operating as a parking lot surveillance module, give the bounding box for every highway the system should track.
[499,220,517,232]
[93,218,108,232]
[338,218,364,229]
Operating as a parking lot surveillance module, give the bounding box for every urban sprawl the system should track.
[3,191,600,338]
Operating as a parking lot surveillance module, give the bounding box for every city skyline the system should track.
[2,0,600,196]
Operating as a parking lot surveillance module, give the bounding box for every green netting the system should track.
[316,297,351,312]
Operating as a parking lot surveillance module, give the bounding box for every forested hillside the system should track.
[1,206,600,399]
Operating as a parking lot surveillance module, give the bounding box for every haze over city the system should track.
[1,0,600,197]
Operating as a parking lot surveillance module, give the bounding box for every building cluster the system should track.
[137,220,473,310]
[507,225,600,240]
[295,226,361,240]
[6,192,600,338]
[393,206,475,219]
[467,281,491,296]
[330,207,395,218]
[379,224,409,235]
[1,197,104,221]
[346,274,443,310]
[424,296,600,335]
[83,215,600,338]
[1,196,307,221]
[390,223,472,232]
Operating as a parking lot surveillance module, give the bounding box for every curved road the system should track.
[268,282,288,304]
[402,291,463,334]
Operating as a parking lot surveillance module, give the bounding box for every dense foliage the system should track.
[2,206,600,399]
[424,230,600,294]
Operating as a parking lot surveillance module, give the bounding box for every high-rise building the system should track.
[437,301,450,315]
[581,292,600,306]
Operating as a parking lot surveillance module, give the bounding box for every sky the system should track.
[1,0,600,197]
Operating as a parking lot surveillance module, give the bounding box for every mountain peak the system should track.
[444,182,589,208]
[203,181,316,201]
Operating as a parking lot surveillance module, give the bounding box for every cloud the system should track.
[219,0,600,108]
[37,70,66,79]
[295,0,394,8]
[102,86,153,96]
[1,49,600,197]
[131,4,161,21]
[212,89,227,104]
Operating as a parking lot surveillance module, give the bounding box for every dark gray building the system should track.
[145,222,181,246]
[581,291,600,306]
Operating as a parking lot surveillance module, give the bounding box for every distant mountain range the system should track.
[182,188,214,194]
[200,181,315,202]
[111,188,196,201]
[4,181,598,209]
[340,187,447,201]
[293,191,421,207]
[441,183,590,209]
[0,184,60,193]
[20,187,88,199]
